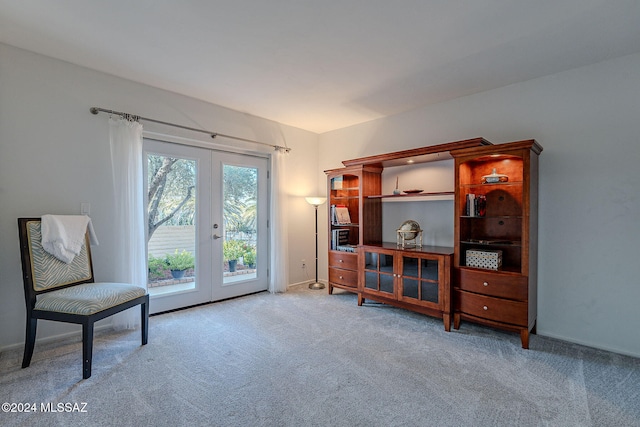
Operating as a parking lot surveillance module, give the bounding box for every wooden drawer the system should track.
[457,269,527,300]
[329,251,357,270]
[329,267,358,288]
[455,290,527,326]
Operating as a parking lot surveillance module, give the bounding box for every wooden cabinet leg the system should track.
[453,313,461,330]
[442,313,451,332]
[328,284,333,295]
[520,329,530,349]
[357,293,364,306]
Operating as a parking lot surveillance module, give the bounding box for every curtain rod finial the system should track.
[90,107,99,115]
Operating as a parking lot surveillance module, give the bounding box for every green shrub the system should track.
[148,254,168,279]
[243,245,256,266]
[165,249,195,271]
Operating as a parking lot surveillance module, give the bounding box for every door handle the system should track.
[212,234,222,240]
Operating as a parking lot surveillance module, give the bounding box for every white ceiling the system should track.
[1,1,639,133]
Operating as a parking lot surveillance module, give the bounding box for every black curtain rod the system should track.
[89,107,291,152]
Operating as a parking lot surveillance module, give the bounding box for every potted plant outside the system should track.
[165,249,195,279]
[223,240,245,272]
[244,246,256,269]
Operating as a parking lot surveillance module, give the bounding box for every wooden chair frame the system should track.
[18,217,149,379]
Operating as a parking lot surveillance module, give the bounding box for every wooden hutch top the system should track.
[340,137,492,168]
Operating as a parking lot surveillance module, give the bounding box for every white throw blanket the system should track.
[41,215,99,263]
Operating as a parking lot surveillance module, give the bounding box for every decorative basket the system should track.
[466,249,502,270]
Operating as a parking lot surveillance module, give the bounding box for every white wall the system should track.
[0,44,320,350]
[319,53,640,357]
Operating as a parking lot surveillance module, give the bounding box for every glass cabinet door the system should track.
[399,255,440,306]
[362,249,395,295]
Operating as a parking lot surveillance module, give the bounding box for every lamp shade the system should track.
[305,196,326,206]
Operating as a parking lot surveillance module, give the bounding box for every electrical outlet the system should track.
[301,259,306,269]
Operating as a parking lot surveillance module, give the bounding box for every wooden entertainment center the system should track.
[325,138,541,348]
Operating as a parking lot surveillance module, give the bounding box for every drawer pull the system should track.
[338,259,343,263]
[339,276,344,280]
[483,282,489,287]
[483,306,488,310]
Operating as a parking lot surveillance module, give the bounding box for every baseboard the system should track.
[536,329,640,359]
[287,280,327,289]
[0,322,114,354]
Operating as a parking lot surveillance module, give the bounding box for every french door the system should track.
[143,138,269,314]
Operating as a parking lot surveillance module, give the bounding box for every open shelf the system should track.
[460,239,520,247]
[368,191,454,201]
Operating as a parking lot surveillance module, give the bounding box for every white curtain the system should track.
[109,117,147,329]
[269,148,289,293]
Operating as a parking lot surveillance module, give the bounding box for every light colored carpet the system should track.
[1,285,638,427]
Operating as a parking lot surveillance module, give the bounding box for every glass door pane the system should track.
[400,256,439,304]
[222,164,257,284]
[362,250,395,294]
[147,154,197,297]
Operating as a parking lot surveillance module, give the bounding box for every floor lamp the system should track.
[305,196,326,290]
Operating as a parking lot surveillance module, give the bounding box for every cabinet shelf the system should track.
[367,191,454,200]
[458,265,522,275]
[461,240,520,247]
[460,215,522,219]
[461,181,523,189]
[367,191,455,199]
[331,223,359,227]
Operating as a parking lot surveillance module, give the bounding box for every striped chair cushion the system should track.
[27,221,92,291]
[35,282,147,315]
